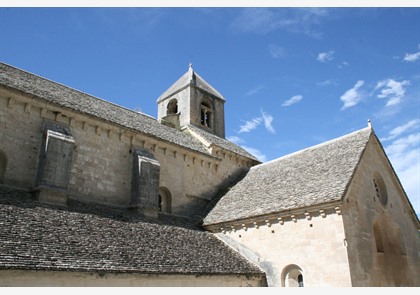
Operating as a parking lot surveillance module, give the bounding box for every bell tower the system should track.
[157,64,226,138]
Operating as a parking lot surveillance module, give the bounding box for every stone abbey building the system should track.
[0,62,419,287]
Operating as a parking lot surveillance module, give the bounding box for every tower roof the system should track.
[157,64,225,103]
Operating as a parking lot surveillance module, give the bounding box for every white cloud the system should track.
[381,119,420,141]
[374,79,410,107]
[384,133,420,214]
[316,79,338,87]
[340,80,364,110]
[238,110,275,134]
[268,44,286,58]
[338,61,349,68]
[316,50,335,62]
[245,85,264,96]
[230,8,329,37]
[238,118,262,133]
[242,146,267,163]
[403,51,420,62]
[261,109,276,134]
[282,95,303,107]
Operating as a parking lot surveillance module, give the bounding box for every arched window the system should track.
[373,172,388,206]
[0,149,7,184]
[200,99,213,128]
[167,99,178,115]
[282,264,304,287]
[158,187,172,214]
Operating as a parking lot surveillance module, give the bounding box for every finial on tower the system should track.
[367,119,372,129]
[189,62,193,70]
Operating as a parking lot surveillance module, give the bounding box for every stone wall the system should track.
[0,87,250,217]
[341,136,420,286]
[212,206,352,287]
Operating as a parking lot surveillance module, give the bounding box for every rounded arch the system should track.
[200,97,214,128]
[281,264,304,287]
[373,171,388,206]
[0,149,7,184]
[166,99,178,115]
[159,187,172,214]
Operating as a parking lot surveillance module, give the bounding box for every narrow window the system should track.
[373,172,388,206]
[373,222,384,253]
[158,187,172,214]
[200,99,213,128]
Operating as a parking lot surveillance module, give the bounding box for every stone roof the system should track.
[203,127,373,225]
[157,65,225,103]
[0,186,264,276]
[0,62,211,156]
[186,125,260,162]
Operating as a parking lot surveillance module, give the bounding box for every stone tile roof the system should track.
[0,62,210,156]
[157,65,224,102]
[186,125,260,162]
[203,127,373,225]
[0,186,264,276]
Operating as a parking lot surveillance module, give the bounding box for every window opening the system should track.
[158,187,172,214]
[373,172,388,206]
[298,274,304,287]
[200,100,213,128]
[373,222,384,253]
[167,99,178,115]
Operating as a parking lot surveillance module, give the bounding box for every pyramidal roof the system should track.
[157,64,225,103]
[203,127,373,225]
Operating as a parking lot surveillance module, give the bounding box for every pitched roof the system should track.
[0,186,264,276]
[0,62,209,156]
[203,127,373,225]
[157,65,225,103]
[186,125,260,162]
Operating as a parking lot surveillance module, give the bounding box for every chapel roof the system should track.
[0,62,251,161]
[0,186,264,276]
[203,127,373,225]
[157,64,225,103]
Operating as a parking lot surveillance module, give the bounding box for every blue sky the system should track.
[0,5,419,214]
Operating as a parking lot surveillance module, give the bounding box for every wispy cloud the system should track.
[381,119,420,141]
[239,118,262,133]
[242,146,267,162]
[316,50,335,62]
[245,85,264,96]
[282,95,303,107]
[340,80,365,110]
[373,79,410,107]
[268,44,286,58]
[317,79,338,87]
[261,109,276,134]
[230,8,329,37]
[238,109,275,134]
[338,61,349,68]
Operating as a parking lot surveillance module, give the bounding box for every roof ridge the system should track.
[252,126,372,170]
